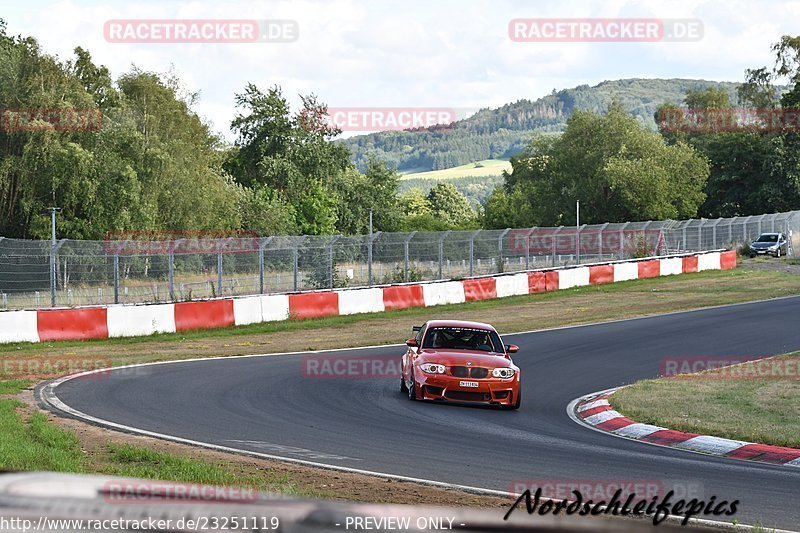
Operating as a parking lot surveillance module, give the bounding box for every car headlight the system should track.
[492,368,516,379]
[419,363,446,374]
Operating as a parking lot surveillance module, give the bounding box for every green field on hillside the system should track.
[401,159,511,180]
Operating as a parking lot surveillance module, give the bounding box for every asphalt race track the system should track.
[50,297,800,529]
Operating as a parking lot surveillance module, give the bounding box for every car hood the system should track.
[417,349,513,368]
[751,242,777,248]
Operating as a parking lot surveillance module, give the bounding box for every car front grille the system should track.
[444,390,492,402]
[450,366,489,378]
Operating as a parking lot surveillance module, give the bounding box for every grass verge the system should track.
[611,354,800,448]
[0,380,325,496]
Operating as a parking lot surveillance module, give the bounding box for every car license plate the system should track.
[459,381,479,388]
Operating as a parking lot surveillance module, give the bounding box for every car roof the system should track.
[757,233,782,236]
[424,319,496,331]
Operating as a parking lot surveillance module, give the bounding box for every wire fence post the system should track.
[697,221,703,251]
[168,251,175,301]
[524,229,533,270]
[293,236,307,292]
[368,231,382,286]
[468,230,480,276]
[328,235,342,289]
[498,229,510,273]
[598,223,608,261]
[404,232,416,282]
[113,253,119,304]
[217,252,223,297]
[553,226,562,266]
[438,231,451,280]
[619,222,629,258]
[258,237,273,295]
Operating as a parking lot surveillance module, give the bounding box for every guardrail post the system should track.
[404,232,417,282]
[438,231,451,280]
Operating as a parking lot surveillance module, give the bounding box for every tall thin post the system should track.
[368,208,373,287]
[497,229,510,273]
[403,232,416,283]
[113,253,119,304]
[168,252,175,301]
[293,236,307,291]
[328,235,342,290]
[575,200,580,262]
[438,231,451,280]
[48,207,60,307]
[469,230,480,276]
[293,246,299,291]
[259,241,265,295]
[258,237,273,294]
[217,253,223,296]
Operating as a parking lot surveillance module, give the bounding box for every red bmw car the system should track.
[400,320,521,409]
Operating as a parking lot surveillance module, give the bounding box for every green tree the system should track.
[331,159,402,234]
[225,84,351,234]
[659,35,800,217]
[486,105,709,227]
[426,183,478,228]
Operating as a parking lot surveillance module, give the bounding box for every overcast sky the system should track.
[4,0,799,140]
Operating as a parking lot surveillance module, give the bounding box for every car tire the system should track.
[407,372,418,401]
[400,376,408,393]
[504,390,521,410]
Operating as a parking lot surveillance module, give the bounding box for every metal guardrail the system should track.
[1,211,798,309]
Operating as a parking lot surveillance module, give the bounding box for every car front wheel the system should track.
[504,390,521,410]
[407,372,418,401]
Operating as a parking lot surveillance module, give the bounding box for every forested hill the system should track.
[342,78,741,172]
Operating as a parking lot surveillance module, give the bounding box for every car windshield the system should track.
[422,327,504,353]
[756,234,779,242]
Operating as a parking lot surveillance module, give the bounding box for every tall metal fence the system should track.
[1,211,798,310]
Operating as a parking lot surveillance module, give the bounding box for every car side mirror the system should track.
[406,338,418,347]
[506,344,519,354]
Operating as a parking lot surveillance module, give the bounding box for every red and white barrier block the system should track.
[574,389,800,468]
[0,250,737,344]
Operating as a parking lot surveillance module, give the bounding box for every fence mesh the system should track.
[1,210,798,309]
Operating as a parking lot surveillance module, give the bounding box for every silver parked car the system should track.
[749,233,788,258]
